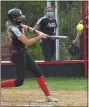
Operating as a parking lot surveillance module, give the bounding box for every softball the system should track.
[76,24,84,31]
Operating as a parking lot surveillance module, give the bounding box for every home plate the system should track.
[16,102,57,106]
[29,102,57,106]
[16,105,30,106]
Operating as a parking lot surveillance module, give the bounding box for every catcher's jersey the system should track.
[36,16,57,36]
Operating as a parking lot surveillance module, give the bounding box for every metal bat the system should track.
[48,36,68,39]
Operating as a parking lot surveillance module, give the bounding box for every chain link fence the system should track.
[1,1,87,61]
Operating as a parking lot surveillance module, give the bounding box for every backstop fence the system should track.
[1,1,88,77]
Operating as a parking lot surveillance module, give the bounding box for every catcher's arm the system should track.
[72,31,83,48]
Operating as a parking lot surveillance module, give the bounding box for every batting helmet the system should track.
[68,43,79,55]
[8,8,25,25]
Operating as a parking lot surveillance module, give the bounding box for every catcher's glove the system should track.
[68,42,79,55]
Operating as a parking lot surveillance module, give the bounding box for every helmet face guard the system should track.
[15,15,25,25]
[8,8,25,25]
[17,15,25,21]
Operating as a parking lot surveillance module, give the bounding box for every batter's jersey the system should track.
[9,24,25,49]
[36,16,57,36]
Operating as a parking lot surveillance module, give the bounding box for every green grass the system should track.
[12,77,88,91]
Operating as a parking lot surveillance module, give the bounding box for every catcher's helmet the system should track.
[68,43,79,55]
[8,8,25,25]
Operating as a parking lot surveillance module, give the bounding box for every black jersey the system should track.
[36,16,57,36]
[9,25,25,49]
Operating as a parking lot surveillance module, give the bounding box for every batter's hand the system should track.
[20,23,28,31]
[38,32,48,39]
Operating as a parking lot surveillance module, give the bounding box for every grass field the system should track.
[20,77,88,90]
[1,77,88,106]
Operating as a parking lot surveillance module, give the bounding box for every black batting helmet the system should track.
[8,8,25,25]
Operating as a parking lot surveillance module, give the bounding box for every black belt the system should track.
[12,48,25,53]
[13,47,25,50]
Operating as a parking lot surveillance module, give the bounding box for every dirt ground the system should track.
[1,89,87,107]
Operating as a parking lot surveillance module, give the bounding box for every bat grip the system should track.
[47,36,56,40]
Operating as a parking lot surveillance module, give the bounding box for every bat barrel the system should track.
[48,36,68,39]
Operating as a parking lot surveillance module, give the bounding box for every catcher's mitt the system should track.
[68,42,79,55]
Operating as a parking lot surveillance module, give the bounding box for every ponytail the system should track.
[6,21,12,43]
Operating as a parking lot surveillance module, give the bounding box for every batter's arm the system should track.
[18,33,47,46]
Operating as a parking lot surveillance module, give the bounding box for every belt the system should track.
[12,48,25,51]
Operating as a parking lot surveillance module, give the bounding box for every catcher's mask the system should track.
[8,8,25,25]
[68,43,79,55]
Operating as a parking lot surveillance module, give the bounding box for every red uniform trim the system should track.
[1,60,85,66]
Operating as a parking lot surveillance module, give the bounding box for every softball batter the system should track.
[1,8,58,102]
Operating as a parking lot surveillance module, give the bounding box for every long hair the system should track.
[6,21,12,43]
